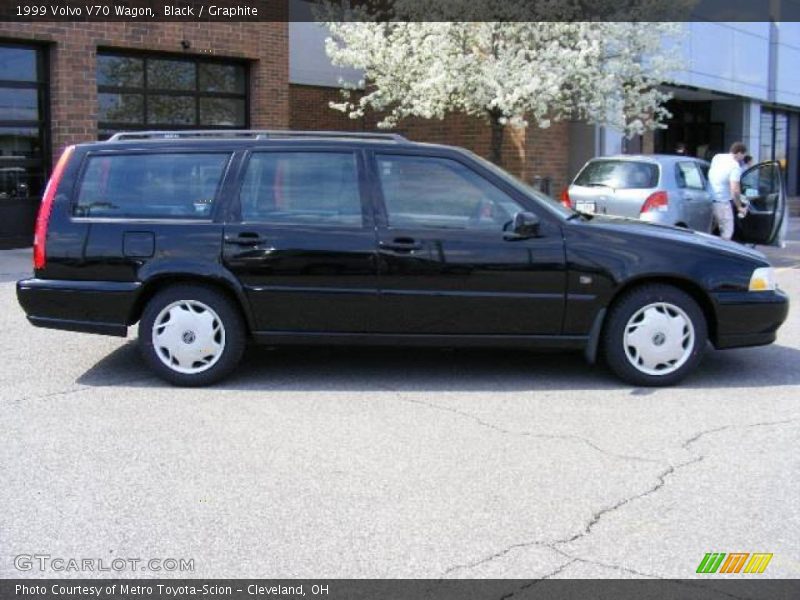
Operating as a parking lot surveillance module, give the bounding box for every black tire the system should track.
[602,284,707,387]
[138,284,246,386]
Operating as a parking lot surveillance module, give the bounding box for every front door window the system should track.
[737,162,786,247]
[376,154,524,231]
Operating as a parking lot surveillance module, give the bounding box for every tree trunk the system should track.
[489,111,505,167]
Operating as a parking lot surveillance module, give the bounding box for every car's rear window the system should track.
[74,152,230,219]
[574,160,659,189]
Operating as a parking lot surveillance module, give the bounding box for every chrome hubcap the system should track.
[623,302,694,376]
[152,300,225,374]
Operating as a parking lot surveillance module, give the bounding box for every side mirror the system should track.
[505,211,540,239]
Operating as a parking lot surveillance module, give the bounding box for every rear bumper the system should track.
[712,289,789,349]
[16,278,141,337]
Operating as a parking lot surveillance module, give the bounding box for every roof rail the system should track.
[106,130,409,142]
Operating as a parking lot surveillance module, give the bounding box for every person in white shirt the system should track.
[707,142,748,241]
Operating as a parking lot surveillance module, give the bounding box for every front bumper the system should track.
[712,288,789,349]
[16,278,141,337]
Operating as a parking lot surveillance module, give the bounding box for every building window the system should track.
[759,108,789,168]
[0,42,49,248]
[97,51,248,138]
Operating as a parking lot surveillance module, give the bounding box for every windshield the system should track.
[466,151,575,219]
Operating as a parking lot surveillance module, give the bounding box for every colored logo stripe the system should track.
[697,553,726,574]
[744,553,773,574]
[719,553,749,573]
[697,552,773,574]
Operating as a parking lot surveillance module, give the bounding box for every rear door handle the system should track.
[224,232,268,246]
[379,238,422,252]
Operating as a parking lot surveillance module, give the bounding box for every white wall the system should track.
[774,22,800,107]
[288,4,362,88]
[667,21,800,109]
[668,22,770,101]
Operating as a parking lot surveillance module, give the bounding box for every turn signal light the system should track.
[749,267,776,292]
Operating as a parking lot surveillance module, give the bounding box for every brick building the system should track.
[0,20,289,247]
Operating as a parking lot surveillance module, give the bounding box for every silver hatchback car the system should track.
[564,155,713,232]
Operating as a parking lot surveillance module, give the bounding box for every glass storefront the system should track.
[97,51,248,138]
[759,109,789,167]
[654,99,726,160]
[0,43,48,248]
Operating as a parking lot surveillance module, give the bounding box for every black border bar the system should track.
[1,0,800,22]
[3,579,800,600]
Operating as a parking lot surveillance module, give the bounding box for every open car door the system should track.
[735,161,787,247]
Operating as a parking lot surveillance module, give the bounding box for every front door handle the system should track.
[224,232,268,246]
[379,238,423,253]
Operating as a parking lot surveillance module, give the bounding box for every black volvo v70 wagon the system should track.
[17,131,789,386]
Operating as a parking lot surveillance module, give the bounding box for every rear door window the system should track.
[238,152,363,227]
[574,160,659,189]
[75,152,230,219]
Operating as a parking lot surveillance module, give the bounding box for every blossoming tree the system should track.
[324,12,683,168]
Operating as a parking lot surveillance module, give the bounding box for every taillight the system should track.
[560,187,572,208]
[33,145,74,270]
[640,191,668,214]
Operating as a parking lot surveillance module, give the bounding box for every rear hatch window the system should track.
[74,152,231,219]
[574,160,659,189]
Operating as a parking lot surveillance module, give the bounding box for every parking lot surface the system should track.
[1,228,798,580]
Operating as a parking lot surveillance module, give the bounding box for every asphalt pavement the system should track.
[1,227,798,581]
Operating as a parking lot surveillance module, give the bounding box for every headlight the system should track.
[749,267,776,291]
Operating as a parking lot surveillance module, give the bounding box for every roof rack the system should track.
[107,130,409,143]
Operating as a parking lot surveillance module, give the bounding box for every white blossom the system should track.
[322,10,686,141]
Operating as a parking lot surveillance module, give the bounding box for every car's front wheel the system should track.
[138,284,245,386]
[602,284,707,386]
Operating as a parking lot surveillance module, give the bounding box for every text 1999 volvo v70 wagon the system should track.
[17,131,789,386]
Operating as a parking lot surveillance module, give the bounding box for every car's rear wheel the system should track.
[602,284,707,386]
[139,284,245,386]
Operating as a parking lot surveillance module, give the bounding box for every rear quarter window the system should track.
[74,152,230,219]
[575,160,659,189]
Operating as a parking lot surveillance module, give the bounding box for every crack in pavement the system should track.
[394,394,664,464]
[438,416,799,579]
[440,456,703,577]
[552,456,704,546]
[457,559,577,600]
[12,385,93,403]
[540,558,578,580]
[442,540,553,576]
[682,417,800,451]
[547,543,664,578]
[11,375,157,404]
